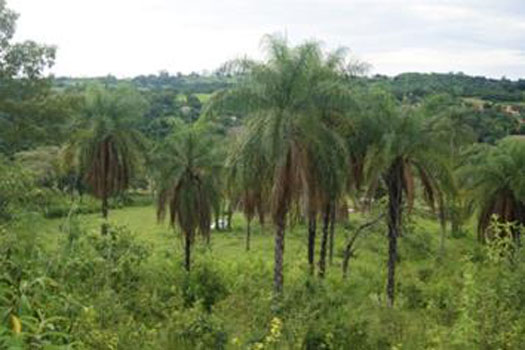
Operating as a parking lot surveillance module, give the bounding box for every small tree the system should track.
[154,125,222,271]
[459,136,525,242]
[363,91,451,307]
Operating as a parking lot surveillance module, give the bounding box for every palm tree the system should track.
[363,91,451,307]
[227,132,271,251]
[65,85,147,234]
[423,94,477,251]
[206,35,354,293]
[459,136,525,241]
[309,127,348,278]
[154,125,222,271]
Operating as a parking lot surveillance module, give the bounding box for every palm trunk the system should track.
[339,202,350,226]
[246,219,251,251]
[215,215,220,231]
[342,239,354,279]
[439,215,446,256]
[184,232,191,272]
[437,198,447,256]
[273,151,292,295]
[226,205,233,231]
[386,159,403,308]
[328,201,336,266]
[258,209,266,234]
[318,202,331,278]
[101,195,109,235]
[386,220,398,308]
[451,217,460,237]
[307,212,316,275]
[274,214,285,294]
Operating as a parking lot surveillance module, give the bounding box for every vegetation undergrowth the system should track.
[1,206,524,349]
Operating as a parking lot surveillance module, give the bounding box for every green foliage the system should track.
[57,71,234,94]
[161,307,228,350]
[0,0,55,82]
[0,219,156,348]
[459,136,525,238]
[0,0,63,156]
[66,84,148,198]
[87,225,151,291]
[0,157,39,221]
[0,225,76,348]
[445,219,525,349]
[41,192,151,219]
[2,203,525,349]
[2,12,525,348]
[371,72,525,103]
[154,124,223,270]
[182,257,229,312]
[14,146,65,187]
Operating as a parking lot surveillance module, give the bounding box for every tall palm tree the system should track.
[154,125,222,271]
[206,35,354,293]
[459,136,525,241]
[65,85,147,234]
[363,91,451,307]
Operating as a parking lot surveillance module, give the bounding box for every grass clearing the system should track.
[28,204,481,347]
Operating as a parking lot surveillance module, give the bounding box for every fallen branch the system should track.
[342,213,385,279]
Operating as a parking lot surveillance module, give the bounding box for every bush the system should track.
[42,192,153,219]
[0,158,38,221]
[161,307,228,350]
[0,226,78,348]
[182,259,228,312]
[79,224,151,293]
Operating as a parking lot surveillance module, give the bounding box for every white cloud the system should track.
[6,0,525,78]
[409,4,479,21]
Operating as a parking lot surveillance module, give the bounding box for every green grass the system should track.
[40,203,478,291]
[462,97,486,106]
[196,93,212,103]
[7,204,504,349]
[40,204,477,305]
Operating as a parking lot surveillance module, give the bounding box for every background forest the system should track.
[1,0,525,349]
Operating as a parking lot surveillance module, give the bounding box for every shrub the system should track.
[88,224,151,292]
[0,158,37,221]
[182,259,228,313]
[161,307,228,350]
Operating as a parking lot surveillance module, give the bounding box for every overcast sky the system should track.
[8,0,525,79]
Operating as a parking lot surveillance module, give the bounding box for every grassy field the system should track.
[40,205,472,283]
[21,203,490,348]
[196,93,212,103]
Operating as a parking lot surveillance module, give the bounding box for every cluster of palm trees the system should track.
[205,36,456,306]
[67,35,525,308]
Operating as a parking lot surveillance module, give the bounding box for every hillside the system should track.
[55,72,525,103]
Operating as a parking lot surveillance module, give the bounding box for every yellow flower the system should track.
[10,314,22,334]
[252,342,264,350]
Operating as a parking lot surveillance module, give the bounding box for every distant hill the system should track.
[54,72,525,103]
[54,72,234,94]
[367,72,525,103]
